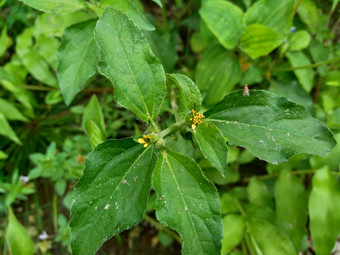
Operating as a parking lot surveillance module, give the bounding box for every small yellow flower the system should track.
[138,135,152,147]
[190,109,205,131]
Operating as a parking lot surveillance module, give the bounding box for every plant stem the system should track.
[272,56,340,72]
[143,214,182,244]
[161,0,168,29]
[243,169,340,182]
[53,193,58,232]
[159,120,185,138]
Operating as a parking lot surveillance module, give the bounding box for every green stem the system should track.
[53,193,58,232]
[161,0,168,29]
[20,85,55,91]
[272,56,340,72]
[143,214,182,244]
[243,169,340,182]
[159,120,185,138]
[34,180,44,232]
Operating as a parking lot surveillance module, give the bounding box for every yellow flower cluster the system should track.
[190,109,205,130]
[138,134,152,147]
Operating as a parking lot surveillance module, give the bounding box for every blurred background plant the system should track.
[0,0,339,254]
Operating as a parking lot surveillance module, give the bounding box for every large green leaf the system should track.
[70,139,156,255]
[309,168,340,255]
[221,214,245,254]
[95,7,166,122]
[19,0,84,13]
[100,0,154,31]
[240,24,284,59]
[82,95,106,148]
[57,19,99,105]
[6,207,34,255]
[247,178,273,208]
[0,112,21,144]
[204,90,336,164]
[0,99,28,122]
[152,150,222,255]
[288,30,311,51]
[196,45,241,107]
[200,0,243,50]
[248,217,297,255]
[274,170,308,251]
[194,123,228,176]
[244,0,294,34]
[167,73,201,118]
[286,51,314,92]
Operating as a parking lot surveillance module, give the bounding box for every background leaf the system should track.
[204,90,336,164]
[95,7,166,122]
[0,112,21,144]
[57,19,99,105]
[286,51,314,92]
[221,214,245,254]
[200,0,243,50]
[82,95,106,148]
[288,30,311,51]
[70,139,156,255]
[0,98,28,122]
[309,168,340,255]
[274,170,308,251]
[240,24,284,59]
[6,207,35,255]
[152,150,222,255]
[196,45,241,107]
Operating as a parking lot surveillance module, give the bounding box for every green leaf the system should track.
[82,95,106,148]
[322,71,340,87]
[239,64,264,85]
[196,45,241,107]
[167,73,201,118]
[6,207,35,255]
[152,150,222,255]
[194,123,228,176]
[204,90,336,164]
[19,0,84,14]
[248,217,297,255]
[288,30,311,51]
[95,7,166,122]
[247,178,273,208]
[36,35,60,69]
[244,0,294,34]
[0,150,8,160]
[70,139,156,255]
[286,51,314,92]
[240,24,284,59]
[100,0,154,31]
[144,29,178,72]
[0,98,28,122]
[0,26,9,58]
[297,0,322,33]
[274,170,308,251]
[200,0,243,50]
[222,214,245,255]
[309,168,340,255]
[152,0,162,7]
[309,40,332,76]
[57,19,99,105]
[0,112,21,145]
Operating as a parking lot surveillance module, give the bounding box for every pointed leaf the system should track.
[152,150,222,255]
[244,0,294,34]
[194,122,228,176]
[196,45,241,107]
[0,26,9,58]
[57,19,99,105]
[0,112,21,144]
[6,207,35,255]
[95,7,166,122]
[70,139,156,255]
[200,0,243,50]
[19,0,84,13]
[100,0,154,31]
[309,168,340,255]
[167,73,201,118]
[0,98,28,122]
[274,170,308,251]
[204,90,336,164]
[240,24,284,59]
